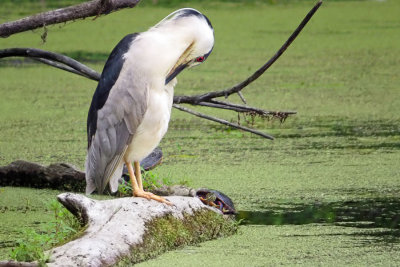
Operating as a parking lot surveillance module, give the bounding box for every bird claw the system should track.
[133,190,173,206]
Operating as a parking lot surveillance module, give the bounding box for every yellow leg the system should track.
[134,161,143,190]
[126,161,172,206]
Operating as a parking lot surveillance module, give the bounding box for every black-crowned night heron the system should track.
[85,8,214,205]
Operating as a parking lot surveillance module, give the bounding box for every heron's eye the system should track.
[196,56,205,63]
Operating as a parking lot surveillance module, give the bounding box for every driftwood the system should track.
[46,193,236,266]
[0,0,141,38]
[0,193,236,267]
[0,160,86,191]
[0,1,324,139]
[0,148,162,191]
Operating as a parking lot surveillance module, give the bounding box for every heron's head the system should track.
[153,8,214,84]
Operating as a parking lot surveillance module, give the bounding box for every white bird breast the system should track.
[124,81,175,163]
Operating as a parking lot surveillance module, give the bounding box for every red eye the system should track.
[196,56,205,62]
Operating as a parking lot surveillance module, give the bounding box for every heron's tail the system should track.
[85,152,97,194]
[85,142,125,194]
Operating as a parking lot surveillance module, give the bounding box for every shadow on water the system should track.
[238,198,400,228]
[238,198,400,242]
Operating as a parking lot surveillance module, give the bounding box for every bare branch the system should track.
[173,0,323,104]
[209,99,297,118]
[0,0,141,38]
[32,58,94,79]
[0,48,101,81]
[173,104,274,140]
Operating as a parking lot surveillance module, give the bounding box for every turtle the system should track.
[196,188,236,215]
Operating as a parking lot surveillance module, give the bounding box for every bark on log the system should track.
[0,160,86,191]
[0,148,162,191]
[46,193,236,266]
[0,0,141,38]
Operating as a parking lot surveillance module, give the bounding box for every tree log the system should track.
[0,0,141,38]
[0,160,86,191]
[46,193,236,266]
[0,148,162,191]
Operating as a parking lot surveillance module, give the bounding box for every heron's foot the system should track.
[133,189,173,206]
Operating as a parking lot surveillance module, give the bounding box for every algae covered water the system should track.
[1,0,400,265]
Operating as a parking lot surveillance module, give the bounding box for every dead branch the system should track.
[0,48,100,81]
[0,160,85,191]
[173,104,275,140]
[0,0,141,38]
[0,150,161,191]
[173,0,323,103]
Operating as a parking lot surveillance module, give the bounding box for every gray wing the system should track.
[85,34,148,194]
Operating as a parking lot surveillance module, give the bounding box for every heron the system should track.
[85,8,214,204]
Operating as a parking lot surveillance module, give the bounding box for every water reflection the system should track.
[238,198,400,230]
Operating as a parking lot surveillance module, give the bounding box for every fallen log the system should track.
[46,193,237,266]
[0,148,162,191]
[0,160,86,191]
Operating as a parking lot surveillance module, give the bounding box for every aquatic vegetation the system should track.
[1,0,400,265]
[9,200,82,263]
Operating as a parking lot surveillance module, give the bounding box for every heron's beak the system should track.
[165,42,194,85]
[166,63,188,85]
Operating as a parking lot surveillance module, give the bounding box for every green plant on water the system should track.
[143,169,173,189]
[9,200,81,264]
[118,169,173,196]
[9,228,49,265]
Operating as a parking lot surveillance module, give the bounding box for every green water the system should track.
[1,0,400,265]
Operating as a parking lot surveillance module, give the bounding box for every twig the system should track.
[237,91,247,104]
[0,0,141,38]
[209,99,296,118]
[32,58,93,79]
[173,104,274,140]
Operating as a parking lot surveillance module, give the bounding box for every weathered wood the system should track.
[0,148,162,191]
[0,160,86,191]
[47,193,236,266]
[0,0,141,38]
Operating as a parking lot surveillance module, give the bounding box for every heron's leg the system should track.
[126,162,141,196]
[134,161,143,190]
[125,161,172,205]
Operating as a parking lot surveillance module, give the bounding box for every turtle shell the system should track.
[196,188,236,214]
